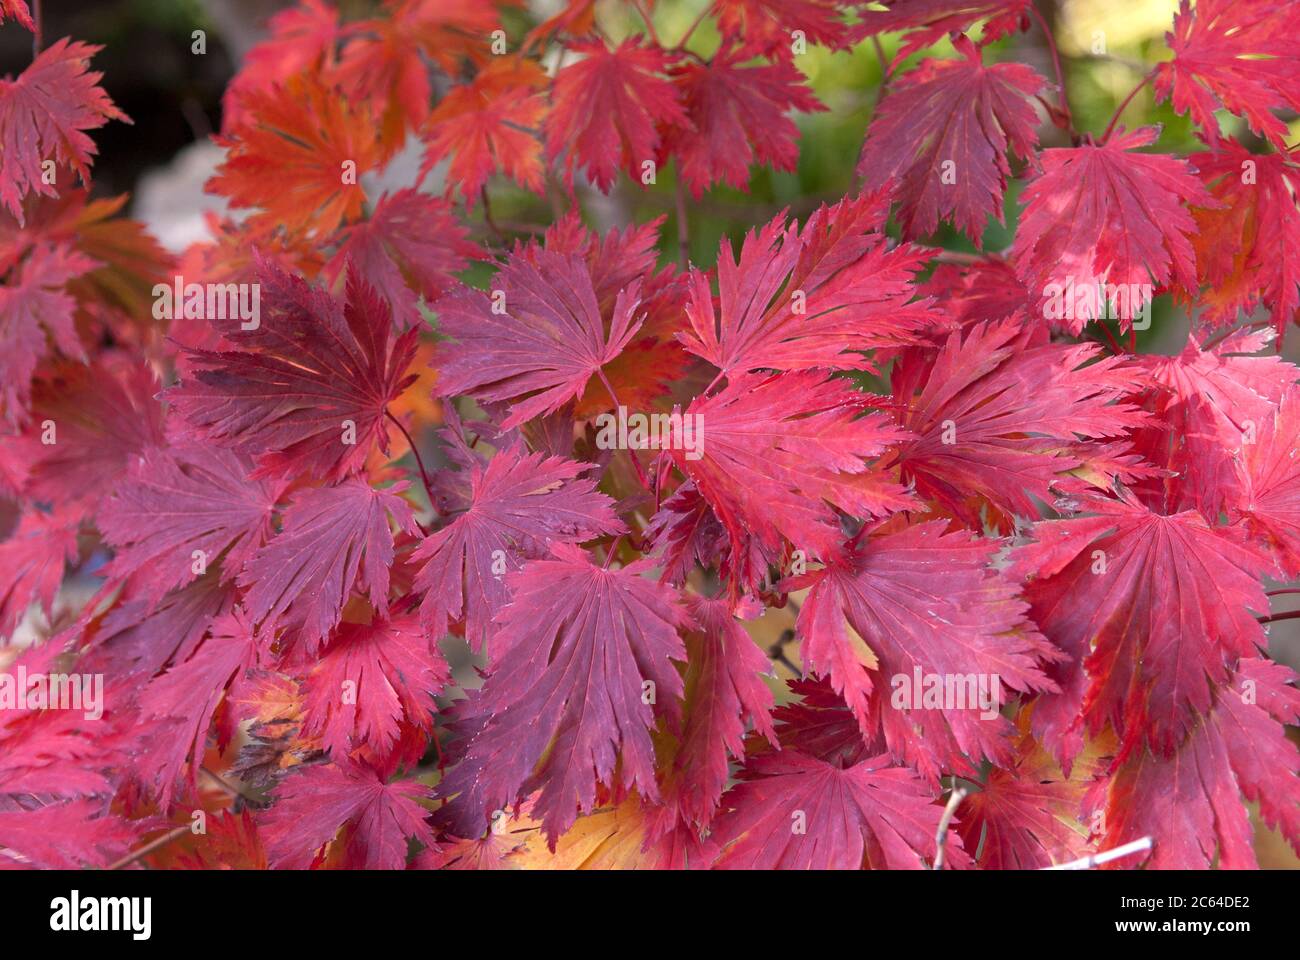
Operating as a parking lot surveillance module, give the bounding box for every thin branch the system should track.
[631,0,660,46]
[932,786,968,870]
[596,368,652,490]
[1101,73,1153,143]
[201,766,262,809]
[1258,610,1300,625]
[675,4,712,51]
[481,187,506,244]
[767,632,801,676]
[32,0,42,57]
[106,826,191,871]
[1028,2,1072,132]
[385,409,438,518]
[603,534,626,570]
[1043,836,1152,870]
[1266,587,1300,597]
[674,177,690,265]
[1200,316,1274,352]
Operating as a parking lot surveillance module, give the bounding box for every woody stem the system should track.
[631,0,660,45]
[385,409,438,517]
[106,825,191,870]
[1029,3,1072,131]
[597,368,652,491]
[1258,610,1300,625]
[1101,73,1152,143]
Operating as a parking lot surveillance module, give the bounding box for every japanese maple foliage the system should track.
[2,0,1300,875]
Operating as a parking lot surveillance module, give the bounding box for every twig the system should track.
[1043,836,1152,870]
[1199,317,1274,352]
[631,0,660,46]
[32,0,42,57]
[932,786,968,870]
[603,534,626,570]
[481,187,506,244]
[201,766,262,809]
[675,4,712,51]
[1101,73,1153,143]
[385,409,438,517]
[767,633,801,676]
[1028,2,1072,132]
[596,368,652,490]
[674,177,690,265]
[106,826,191,871]
[1258,610,1300,625]
[1266,588,1300,597]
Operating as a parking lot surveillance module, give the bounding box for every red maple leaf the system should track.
[1184,143,1300,336]
[20,356,166,516]
[97,443,284,608]
[431,249,643,429]
[84,574,234,678]
[654,595,776,833]
[1155,0,1300,149]
[0,508,78,640]
[411,445,623,651]
[0,244,96,428]
[1234,385,1300,577]
[135,609,259,807]
[888,320,1150,530]
[0,800,140,869]
[677,193,935,376]
[259,760,436,869]
[673,371,913,558]
[957,728,1108,869]
[544,38,687,192]
[174,808,267,870]
[325,189,481,328]
[0,39,128,224]
[666,51,824,198]
[221,0,340,132]
[0,1,34,31]
[436,542,690,846]
[710,750,970,869]
[713,0,852,59]
[238,479,418,654]
[854,0,1032,66]
[1009,493,1273,766]
[788,522,1059,781]
[858,36,1044,245]
[208,74,383,240]
[1012,126,1215,331]
[1098,658,1300,869]
[421,59,549,204]
[169,261,419,483]
[301,614,448,759]
[676,369,909,556]
[1126,328,1290,517]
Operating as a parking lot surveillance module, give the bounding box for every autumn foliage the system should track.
[2,0,1300,872]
